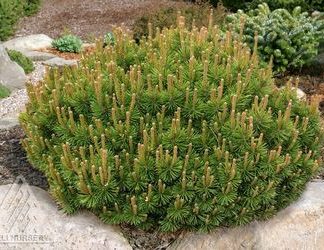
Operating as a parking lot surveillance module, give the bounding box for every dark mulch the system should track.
[15,0,189,41]
[37,45,96,60]
[0,126,48,189]
[275,65,324,115]
[120,224,182,250]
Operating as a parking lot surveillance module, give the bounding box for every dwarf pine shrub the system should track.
[20,14,322,232]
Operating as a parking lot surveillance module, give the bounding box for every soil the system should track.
[120,225,182,250]
[15,0,188,41]
[38,45,96,60]
[276,70,324,115]
[0,126,48,189]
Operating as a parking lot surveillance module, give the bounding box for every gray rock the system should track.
[0,44,26,90]
[3,34,53,51]
[18,50,56,61]
[43,57,77,67]
[0,114,19,130]
[312,11,322,17]
[169,181,324,250]
[0,182,132,250]
[296,87,306,100]
[279,86,306,100]
[82,43,95,50]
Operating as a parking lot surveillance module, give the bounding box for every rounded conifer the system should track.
[20,14,322,232]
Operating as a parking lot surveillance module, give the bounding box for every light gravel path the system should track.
[0,62,46,119]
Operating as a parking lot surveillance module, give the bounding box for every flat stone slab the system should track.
[0,181,132,249]
[169,181,324,250]
[0,44,26,91]
[43,57,77,67]
[3,34,53,51]
[18,50,56,61]
[82,43,95,49]
[0,114,19,130]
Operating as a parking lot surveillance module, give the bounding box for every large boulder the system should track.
[3,34,53,51]
[170,181,324,250]
[0,181,132,249]
[0,44,26,90]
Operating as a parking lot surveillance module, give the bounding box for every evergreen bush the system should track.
[247,0,324,12]
[226,3,324,73]
[20,15,322,232]
[7,49,34,74]
[0,0,24,41]
[195,0,324,12]
[52,35,83,53]
[0,0,41,41]
[23,0,41,16]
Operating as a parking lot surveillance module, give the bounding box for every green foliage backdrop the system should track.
[226,4,324,73]
[0,0,41,41]
[196,0,324,11]
[0,0,24,41]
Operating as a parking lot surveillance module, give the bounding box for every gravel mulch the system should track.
[15,0,188,40]
[0,62,46,119]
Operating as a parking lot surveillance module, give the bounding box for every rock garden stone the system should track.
[0,114,19,130]
[279,86,306,100]
[0,44,26,91]
[2,34,53,51]
[43,57,78,67]
[169,181,324,250]
[82,43,95,49]
[296,87,307,100]
[18,50,56,61]
[0,183,132,250]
